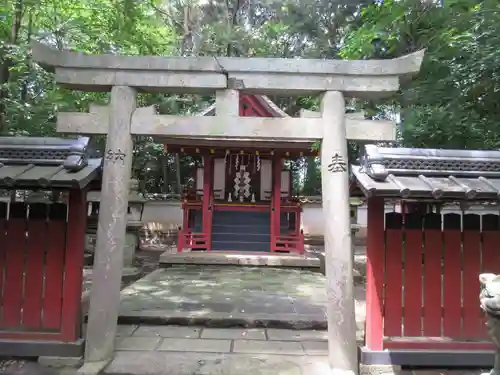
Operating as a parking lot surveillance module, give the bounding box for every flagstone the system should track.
[233,340,304,355]
[157,338,231,353]
[201,328,266,340]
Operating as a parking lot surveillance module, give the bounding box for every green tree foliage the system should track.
[2,0,359,195]
[341,0,500,150]
[1,0,190,193]
[4,0,496,196]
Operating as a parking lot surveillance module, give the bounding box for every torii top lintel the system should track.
[31,42,425,98]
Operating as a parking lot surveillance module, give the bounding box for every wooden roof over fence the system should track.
[0,137,101,189]
[351,144,500,200]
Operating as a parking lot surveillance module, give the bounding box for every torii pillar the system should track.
[321,91,357,371]
[84,86,136,364]
[301,102,380,372]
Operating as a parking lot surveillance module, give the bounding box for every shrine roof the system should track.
[199,95,288,117]
[0,137,101,189]
[162,94,316,150]
[351,144,500,200]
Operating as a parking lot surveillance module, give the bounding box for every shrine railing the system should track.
[177,231,209,253]
[271,233,305,254]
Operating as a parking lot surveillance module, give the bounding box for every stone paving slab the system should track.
[116,324,334,343]
[104,351,485,375]
[104,351,337,375]
[133,325,201,338]
[115,337,161,351]
[201,328,266,340]
[158,338,231,353]
[113,325,336,356]
[233,340,304,355]
[266,328,328,341]
[118,266,366,330]
[301,341,328,355]
[104,325,487,375]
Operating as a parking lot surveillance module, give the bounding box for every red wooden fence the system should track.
[366,208,500,351]
[0,190,86,343]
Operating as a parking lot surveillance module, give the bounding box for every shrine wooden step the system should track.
[212,232,270,242]
[212,240,270,252]
[212,223,269,234]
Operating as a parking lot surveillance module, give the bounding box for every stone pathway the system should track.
[87,264,487,375]
[114,325,332,354]
[107,324,348,375]
[103,324,486,375]
[118,265,366,332]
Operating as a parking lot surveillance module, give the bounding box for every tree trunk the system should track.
[175,153,182,194]
[162,152,169,194]
[0,0,24,135]
[225,0,242,57]
[20,10,33,105]
[181,5,194,55]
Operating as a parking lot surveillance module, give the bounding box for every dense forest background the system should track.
[1,0,499,196]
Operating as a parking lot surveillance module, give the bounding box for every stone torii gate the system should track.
[31,42,424,374]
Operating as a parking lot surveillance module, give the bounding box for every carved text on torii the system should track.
[105,149,126,166]
[328,153,347,173]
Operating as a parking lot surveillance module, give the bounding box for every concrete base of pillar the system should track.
[360,346,494,367]
[38,356,84,368]
[0,339,84,358]
[77,360,110,375]
[359,365,402,375]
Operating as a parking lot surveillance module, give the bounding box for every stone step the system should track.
[159,252,321,268]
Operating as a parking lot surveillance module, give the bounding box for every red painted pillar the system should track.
[178,202,189,253]
[202,155,214,250]
[296,207,301,237]
[365,197,385,350]
[60,189,87,341]
[271,156,282,251]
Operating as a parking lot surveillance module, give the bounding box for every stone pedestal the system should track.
[480,273,500,375]
[124,221,142,268]
[124,231,137,268]
[85,177,145,270]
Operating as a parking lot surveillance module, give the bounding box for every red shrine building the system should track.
[164,95,317,254]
